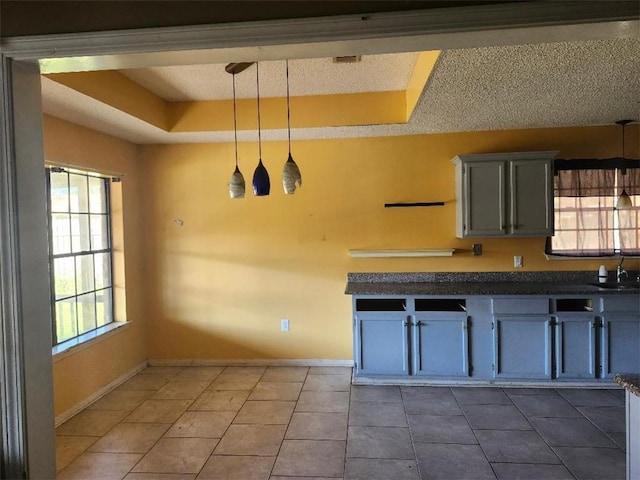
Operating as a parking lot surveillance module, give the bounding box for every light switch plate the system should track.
[281,319,289,332]
[514,256,523,268]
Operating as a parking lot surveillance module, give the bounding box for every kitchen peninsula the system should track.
[347,272,640,385]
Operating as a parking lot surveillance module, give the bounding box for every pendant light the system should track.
[616,119,633,209]
[252,62,270,196]
[282,60,302,194]
[228,72,245,199]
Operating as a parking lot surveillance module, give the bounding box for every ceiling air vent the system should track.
[333,55,361,64]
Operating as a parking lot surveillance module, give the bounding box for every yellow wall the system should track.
[139,124,640,361]
[43,115,147,417]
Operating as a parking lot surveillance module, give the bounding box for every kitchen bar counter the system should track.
[615,374,640,397]
[347,271,639,383]
[345,281,637,296]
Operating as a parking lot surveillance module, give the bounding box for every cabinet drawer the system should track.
[493,298,549,315]
[601,296,640,313]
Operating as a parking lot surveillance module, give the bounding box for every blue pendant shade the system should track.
[253,159,271,195]
[282,60,302,195]
[228,72,245,198]
[252,62,270,196]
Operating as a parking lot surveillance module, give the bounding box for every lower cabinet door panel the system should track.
[555,316,597,379]
[603,316,640,378]
[494,316,552,379]
[414,316,469,377]
[356,316,408,375]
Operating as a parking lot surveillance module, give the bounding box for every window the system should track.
[547,164,640,257]
[46,168,114,345]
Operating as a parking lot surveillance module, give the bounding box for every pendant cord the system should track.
[621,123,626,190]
[286,60,291,154]
[256,63,262,160]
[232,73,239,168]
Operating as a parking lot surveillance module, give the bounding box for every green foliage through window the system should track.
[47,168,114,345]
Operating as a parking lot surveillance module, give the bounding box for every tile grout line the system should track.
[400,385,424,480]
[125,365,215,476]
[506,388,577,479]
[267,366,310,479]
[343,374,353,480]
[449,386,502,479]
[87,366,187,478]
[561,389,626,452]
[191,365,256,478]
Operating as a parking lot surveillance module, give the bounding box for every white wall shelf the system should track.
[348,249,455,258]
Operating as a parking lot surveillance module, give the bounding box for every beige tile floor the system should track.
[55,366,626,479]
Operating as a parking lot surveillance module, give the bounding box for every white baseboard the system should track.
[55,361,148,427]
[148,358,354,367]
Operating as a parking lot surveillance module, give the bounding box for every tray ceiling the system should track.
[41,37,640,144]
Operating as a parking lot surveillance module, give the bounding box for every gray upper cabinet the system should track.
[453,151,557,238]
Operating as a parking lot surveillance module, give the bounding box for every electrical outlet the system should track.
[281,319,289,332]
[514,255,523,268]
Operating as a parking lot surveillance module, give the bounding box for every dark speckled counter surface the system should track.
[345,271,640,296]
[615,374,640,397]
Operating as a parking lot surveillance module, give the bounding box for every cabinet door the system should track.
[602,315,640,378]
[355,315,409,375]
[413,315,469,377]
[554,315,597,379]
[493,316,552,379]
[509,159,553,236]
[463,160,506,236]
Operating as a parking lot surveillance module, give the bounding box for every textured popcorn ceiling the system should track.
[41,38,640,144]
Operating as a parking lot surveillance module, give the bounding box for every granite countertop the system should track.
[345,281,622,296]
[614,374,640,397]
[345,271,640,296]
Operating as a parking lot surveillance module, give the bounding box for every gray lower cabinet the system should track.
[553,298,599,379]
[413,313,469,377]
[602,315,640,378]
[493,315,553,379]
[352,293,639,383]
[355,314,409,375]
[553,314,598,379]
[601,296,640,378]
[492,297,553,379]
[353,297,469,377]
